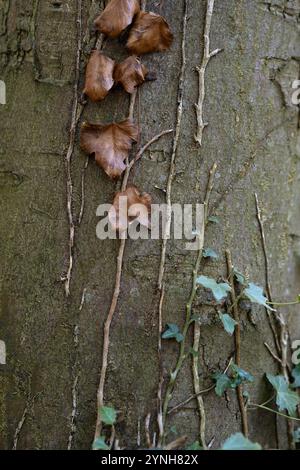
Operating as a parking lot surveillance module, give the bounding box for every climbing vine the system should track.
[61,0,300,451]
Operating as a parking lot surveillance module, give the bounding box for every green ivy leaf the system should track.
[92,437,110,450]
[197,275,231,302]
[203,248,219,259]
[214,365,254,396]
[231,364,254,386]
[162,323,184,343]
[266,374,300,416]
[214,373,232,396]
[233,268,246,285]
[100,406,117,426]
[293,428,300,443]
[244,283,275,311]
[208,216,220,224]
[291,365,300,388]
[222,433,262,450]
[219,312,237,336]
[186,441,203,450]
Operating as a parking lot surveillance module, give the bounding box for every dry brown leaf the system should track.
[95,0,140,38]
[127,11,173,55]
[114,56,148,94]
[83,51,115,102]
[80,119,139,179]
[109,185,152,232]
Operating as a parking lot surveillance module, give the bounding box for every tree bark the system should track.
[0,0,299,450]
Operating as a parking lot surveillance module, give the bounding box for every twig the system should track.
[156,0,187,445]
[168,357,233,415]
[208,436,215,449]
[157,285,165,445]
[128,129,173,173]
[160,164,216,446]
[164,436,188,450]
[255,194,282,353]
[255,193,294,448]
[63,2,106,296]
[226,249,249,437]
[63,0,83,297]
[137,417,141,448]
[67,325,80,450]
[68,375,79,450]
[109,425,116,449]
[94,232,127,441]
[13,405,29,450]
[264,342,283,366]
[249,403,300,422]
[145,413,152,448]
[78,157,89,225]
[93,114,172,442]
[13,394,38,450]
[194,0,222,146]
[191,163,217,449]
[157,0,188,291]
[79,287,87,311]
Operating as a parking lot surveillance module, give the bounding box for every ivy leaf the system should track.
[231,364,254,386]
[219,312,237,336]
[92,437,110,450]
[197,275,231,302]
[186,441,203,450]
[100,406,117,425]
[291,365,300,388]
[208,216,220,224]
[266,374,300,416]
[162,323,184,343]
[222,433,262,450]
[293,428,300,443]
[244,283,275,311]
[233,268,246,285]
[214,365,254,396]
[213,373,232,396]
[203,248,219,260]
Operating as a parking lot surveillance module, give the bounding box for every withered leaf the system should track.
[109,185,152,232]
[95,0,140,38]
[83,51,115,102]
[80,119,139,179]
[114,56,148,94]
[127,12,173,55]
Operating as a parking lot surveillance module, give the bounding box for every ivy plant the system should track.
[266,374,300,416]
[222,433,262,450]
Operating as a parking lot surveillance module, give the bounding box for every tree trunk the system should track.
[0,0,299,450]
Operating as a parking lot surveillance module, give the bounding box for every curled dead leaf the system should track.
[95,0,140,38]
[109,185,152,232]
[83,51,115,102]
[127,12,173,55]
[80,119,139,179]
[114,56,148,94]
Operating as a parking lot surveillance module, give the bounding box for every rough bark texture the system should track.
[0,0,299,450]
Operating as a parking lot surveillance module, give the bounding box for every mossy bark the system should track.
[0,0,299,450]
